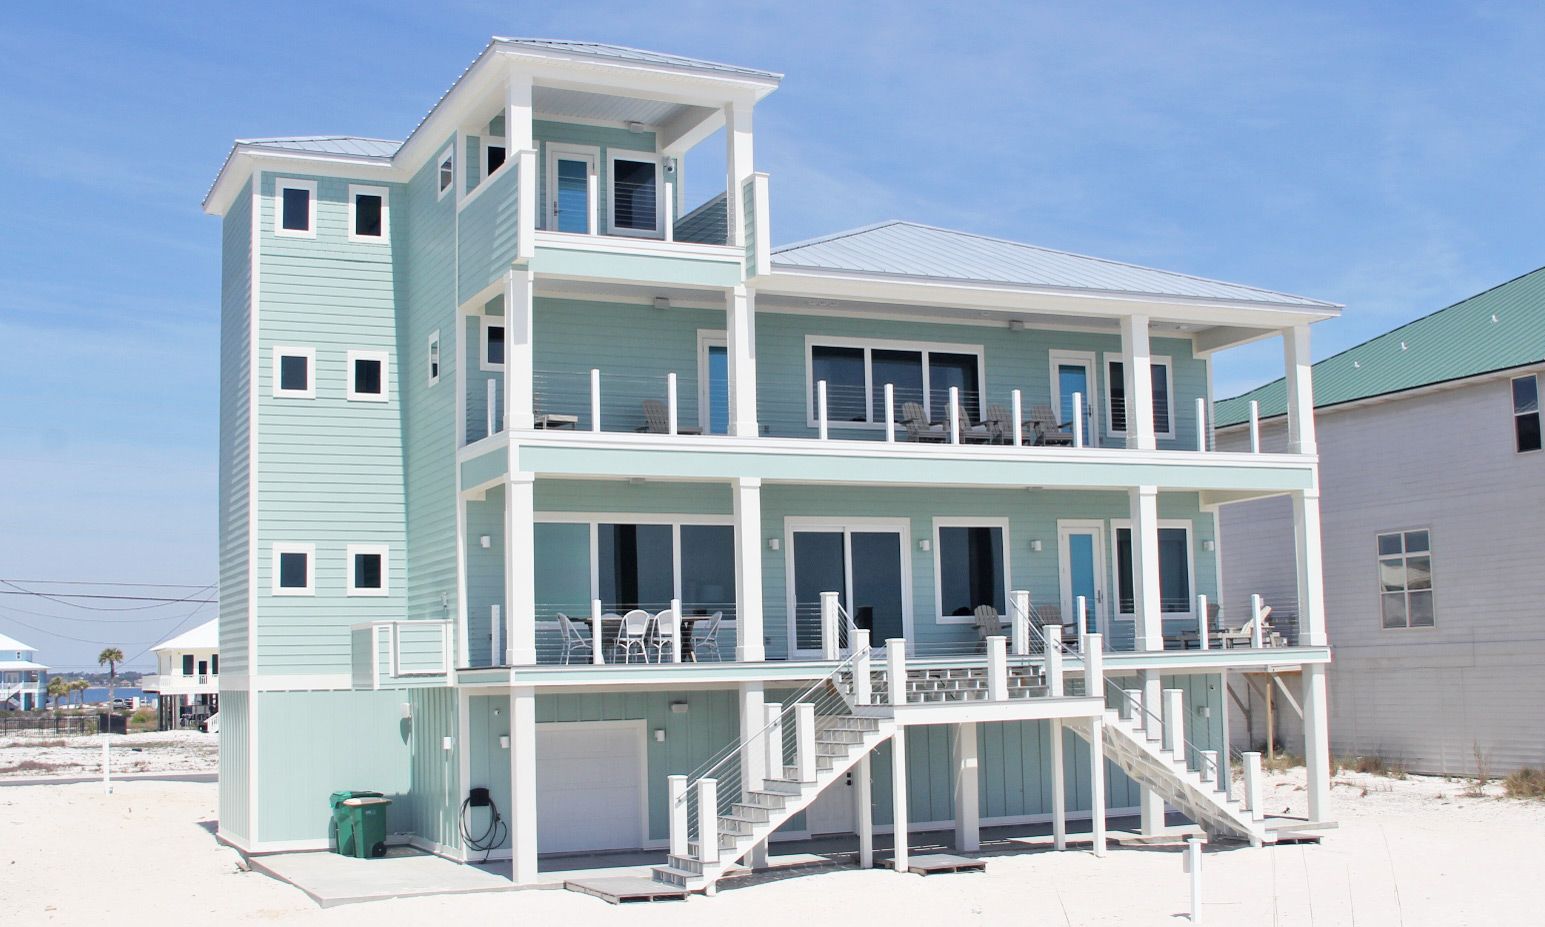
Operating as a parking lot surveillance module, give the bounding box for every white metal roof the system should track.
[151,619,218,653]
[494,38,782,80]
[235,136,401,159]
[772,221,1339,310]
[0,660,47,672]
[0,631,37,652]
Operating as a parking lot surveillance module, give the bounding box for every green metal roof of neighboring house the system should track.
[1216,265,1545,427]
[771,221,1338,310]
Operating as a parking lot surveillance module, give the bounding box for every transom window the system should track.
[347,545,389,596]
[935,521,1008,621]
[347,350,388,402]
[608,150,660,236]
[1378,530,1434,629]
[1105,356,1175,438]
[272,346,315,398]
[807,339,984,426]
[437,148,455,199]
[348,185,388,240]
[1513,375,1541,453]
[1114,523,1194,615]
[275,179,317,238]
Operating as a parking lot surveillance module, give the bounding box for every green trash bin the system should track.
[329,790,390,859]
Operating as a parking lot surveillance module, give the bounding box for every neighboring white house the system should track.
[141,619,219,729]
[0,631,48,711]
[1215,266,1545,774]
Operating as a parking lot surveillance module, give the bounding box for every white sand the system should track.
[4,767,1543,925]
[0,730,218,779]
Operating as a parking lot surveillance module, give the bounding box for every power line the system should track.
[1,579,213,589]
[0,581,215,609]
[0,601,204,624]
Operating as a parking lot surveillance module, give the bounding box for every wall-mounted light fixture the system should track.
[442,736,455,751]
[669,701,689,714]
[479,535,491,549]
[918,539,931,552]
[653,296,671,311]
[498,735,510,749]
[1202,539,1216,552]
[1030,539,1043,553]
[1008,320,1026,332]
[627,120,646,134]
[653,729,667,743]
[400,702,413,720]
[767,538,781,551]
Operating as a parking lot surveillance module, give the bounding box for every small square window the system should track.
[437,148,455,199]
[347,350,389,402]
[348,185,388,241]
[272,347,315,398]
[275,179,317,238]
[347,544,389,596]
[272,543,314,595]
[482,322,506,371]
[427,330,441,387]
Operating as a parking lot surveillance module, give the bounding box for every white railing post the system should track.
[1251,594,1265,649]
[590,368,601,432]
[1076,595,1089,654]
[667,372,679,435]
[1011,389,1024,446]
[668,775,688,857]
[817,380,829,440]
[764,702,783,780]
[1197,593,1210,651]
[1248,400,1260,453]
[884,383,896,443]
[1243,751,1263,820]
[794,703,817,782]
[819,591,840,660]
[852,629,872,703]
[486,378,496,437]
[1199,749,1218,786]
[1121,688,1142,724]
[1162,688,1185,759]
[590,599,604,665]
[696,777,720,864]
[1072,392,1084,448]
[670,597,683,663]
[1010,589,1031,656]
[987,636,1008,701]
[1046,625,1064,697]
[887,641,907,706]
[948,386,960,444]
[1084,633,1104,702]
[1195,397,1207,452]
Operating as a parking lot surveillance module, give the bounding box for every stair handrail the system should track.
[1102,677,1247,799]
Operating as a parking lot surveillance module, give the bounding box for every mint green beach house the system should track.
[205,38,1340,893]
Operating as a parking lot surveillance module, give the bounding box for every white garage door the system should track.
[536,723,646,854]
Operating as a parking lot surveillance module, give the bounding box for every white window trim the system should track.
[271,345,316,399]
[932,517,1012,625]
[803,334,987,430]
[271,543,315,596]
[480,317,506,372]
[1109,518,1196,620]
[347,184,390,242]
[274,178,317,239]
[697,329,728,434]
[346,543,391,597]
[1102,353,1176,440]
[544,144,599,234]
[436,147,455,201]
[481,134,509,182]
[427,329,441,387]
[346,349,390,402]
[1376,528,1436,631]
[606,148,664,239]
[1048,349,1100,440]
[782,516,915,657]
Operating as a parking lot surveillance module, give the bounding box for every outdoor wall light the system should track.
[670,701,689,714]
[479,535,491,549]
[653,296,671,311]
[1203,539,1216,552]
[918,539,931,552]
[400,702,413,720]
[498,735,510,749]
[1030,539,1043,553]
[767,538,780,551]
[654,729,667,743]
[442,736,455,751]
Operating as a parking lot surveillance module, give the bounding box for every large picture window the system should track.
[1378,530,1434,629]
[807,338,985,427]
[1104,356,1174,438]
[935,521,1007,621]
[1513,375,1541,453]
[1114,523,1193,615]
[608,150,660,236]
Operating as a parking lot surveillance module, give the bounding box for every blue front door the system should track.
[1057,362,1094,444]
[1062,526,1103,634]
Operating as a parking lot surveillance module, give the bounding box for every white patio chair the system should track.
[649,607,681,663]
[613,609,653,663]
[691,611,725,662]
[555,613,591,665]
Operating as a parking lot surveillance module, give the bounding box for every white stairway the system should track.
[1066,709,1271,845]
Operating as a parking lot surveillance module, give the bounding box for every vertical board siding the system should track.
[255,173,407,674]
[217,690,250,842]
[467,694,513,849]
[219,179,253,674]
[465,486,505,666]
[407,687,461,851]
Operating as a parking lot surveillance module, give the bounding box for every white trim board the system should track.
[802,333,987,430]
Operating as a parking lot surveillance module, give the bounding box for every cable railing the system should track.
[1102,676,1247,804]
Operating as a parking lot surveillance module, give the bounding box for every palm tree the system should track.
[98,648,124,722]
[46,676,68,709]
[70,678,89,708]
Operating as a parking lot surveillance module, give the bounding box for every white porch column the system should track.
[1088,715,1107,857]
[890,728,909,872]
[1050,720,1067,850]
[855,754,874,869]
[1303,663,1331,822]
[740,682,768,869]
[505,69,533,154]
[1292,489,1328,647]
[727,286,759,438]
[1120,315,1157,451]
[506,71,535,261]
[509,685,538,884]
[504,270,535,430]
[1283,324,1318,455]
[732,477,765,661]
[952,723,980,852]
[505,473,536,665]
[724,100,754,247]
[1130,484,1165,834]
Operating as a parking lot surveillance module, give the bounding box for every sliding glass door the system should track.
[788,521,909,657]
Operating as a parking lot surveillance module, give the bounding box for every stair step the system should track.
[666,854,704,875]
[744,789,789,809]
[719,814,758,835]
[650,866,701,889]
[816,729,866,744]
[765,777,804,794]
[730,803,772,823]
[816,742,850,757]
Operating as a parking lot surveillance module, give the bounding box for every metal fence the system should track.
[0,714,98,737]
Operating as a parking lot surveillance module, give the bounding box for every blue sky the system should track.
[4,1,1544,667]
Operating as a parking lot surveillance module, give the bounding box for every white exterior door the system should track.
[803,771,856,835]
[535,722,646,853]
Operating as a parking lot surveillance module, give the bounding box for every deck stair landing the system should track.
[904,853,988,876]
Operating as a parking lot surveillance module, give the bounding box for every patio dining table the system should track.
[590,611,719,662]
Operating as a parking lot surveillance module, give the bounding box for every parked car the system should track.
[110,697,132,709]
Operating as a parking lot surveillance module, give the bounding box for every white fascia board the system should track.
[493,43,781,95]
[204,149,400,216]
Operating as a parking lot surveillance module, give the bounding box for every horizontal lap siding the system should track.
[256,173,407,674]
[220,180,253,675]
[456,163,519,299]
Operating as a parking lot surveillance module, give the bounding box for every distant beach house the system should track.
[141,619,220,729]
[1216,267,1545,774]
[0,631,49,711]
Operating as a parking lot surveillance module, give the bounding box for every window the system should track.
[482,136,506,178]
[481,319,505,371]
[427,330,441,387]
[597,523,675,611]
[806,338,985,427]
[1104,355,1175,438]
[212,654,218,675]
[608,150,660,236]
[272,346,315,398]
[181,654,194,676]
[275,179,316,237]
[348,185,388,240]
[437,148,455,199]
[1113,522,1194,616]
[271,543,314,595]
[1378,530,1434,629]
[347,544,389,596]
[935,520,1008,622]
[346,350,388,402]
[1513,375,1541,453]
